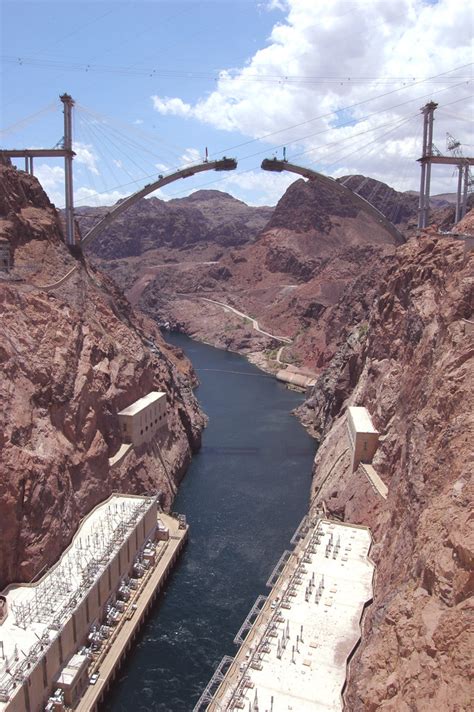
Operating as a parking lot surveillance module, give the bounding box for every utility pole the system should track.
[61,93,75,246]
[417,101,437,229]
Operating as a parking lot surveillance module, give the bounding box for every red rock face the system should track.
[0,163,205,588]
[304,234,473,710]
[91,178,403,367]
[79,189,273,259]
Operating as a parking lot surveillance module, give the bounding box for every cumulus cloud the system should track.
[73,141,99,175]
[152,96,192,118]
[33,163,129,208]
[180,147,202,164]
[74,186,128,207]
[33,164,65,206]
[220,169,296,205]
[151,0,472,193]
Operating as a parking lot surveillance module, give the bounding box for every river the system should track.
[103,333,316,711]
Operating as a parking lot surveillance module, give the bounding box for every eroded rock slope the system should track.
[0,161,205,588]
[302,233,473,710]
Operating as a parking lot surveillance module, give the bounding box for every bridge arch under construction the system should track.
[261,158,405,245]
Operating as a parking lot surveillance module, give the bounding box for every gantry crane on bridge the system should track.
[417,102,473,228]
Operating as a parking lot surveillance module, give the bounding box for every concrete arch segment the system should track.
[81,158,237,246]
[261,158,405,245]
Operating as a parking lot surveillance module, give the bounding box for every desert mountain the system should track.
[79,189,273,259]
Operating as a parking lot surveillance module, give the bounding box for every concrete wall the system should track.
[3,499,158,712]
[346,408,379,472]
[119,395,167,447]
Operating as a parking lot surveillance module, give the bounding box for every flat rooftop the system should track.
[347,406,378,434]
[207,519,374,711]
[118,391,166,417]
[0,494,156,707]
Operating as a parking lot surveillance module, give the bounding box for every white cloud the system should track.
[74,186,128,207]
[265,0,288,11]
[150,0,473,194]
[33,164,64,206]
[113,159,123,169]
[180,147,202,164]
[73,141,99,175]
[151,95,192,117]
[220,169,296,205]
[33,163,130,208]
[155,161,169,172]
[133,119,144,125]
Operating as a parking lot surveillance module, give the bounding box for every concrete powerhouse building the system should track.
[346,406,380,472]
[118,391,167,447]
[0,494,164,712]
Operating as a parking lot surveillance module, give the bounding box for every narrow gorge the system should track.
[1,157,472,711]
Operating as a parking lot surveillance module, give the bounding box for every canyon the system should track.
[0,159,205,588]
[1,159,472,710]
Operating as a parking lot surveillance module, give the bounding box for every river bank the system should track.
[102,333,317,711]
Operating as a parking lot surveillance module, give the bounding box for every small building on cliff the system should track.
[118,391,167,447]
[346,406,380,472]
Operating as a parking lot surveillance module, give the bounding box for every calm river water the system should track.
[103,333,316,711]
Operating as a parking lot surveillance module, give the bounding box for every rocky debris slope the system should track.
[80,189,273,259]
[301,231,473,710]
[0,161,205,588]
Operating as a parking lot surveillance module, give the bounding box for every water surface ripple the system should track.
[103,334,316,711]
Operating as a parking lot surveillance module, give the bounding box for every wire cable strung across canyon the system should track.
[63,83,471,215]
[3,54,472,86]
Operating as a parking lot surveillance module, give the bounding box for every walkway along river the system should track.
[103,333,316,711]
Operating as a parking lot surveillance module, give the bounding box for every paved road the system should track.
[200,297,292,344]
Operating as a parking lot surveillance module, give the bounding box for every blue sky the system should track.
[1,0,472,208]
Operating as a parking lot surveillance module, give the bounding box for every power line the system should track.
[206,64,473,156]
[2,54,471,85]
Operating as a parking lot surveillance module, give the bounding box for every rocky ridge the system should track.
[132,177,402,367]
[0,161,205,587]
[300,232,473,710]
[80,189,273,260]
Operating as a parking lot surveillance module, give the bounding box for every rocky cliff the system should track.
[301,231,473,710]
[117,177,403,366]
[80,189,273,259]
[0,161,205,588]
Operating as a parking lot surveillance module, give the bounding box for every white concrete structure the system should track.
[118,391,167,447]
[55,653,89,708]
[346,406,380,472]
[0,494,160,712]
[202,518,374,712]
